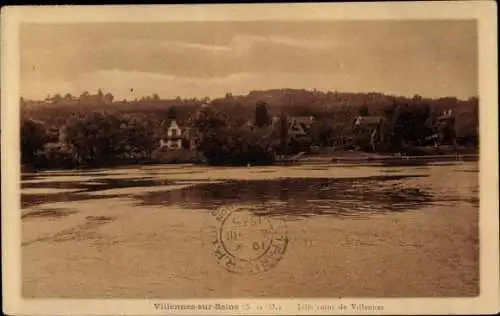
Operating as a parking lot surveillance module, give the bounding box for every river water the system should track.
[21,161,479,297]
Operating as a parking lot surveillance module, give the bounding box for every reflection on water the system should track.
[21,177,177,208]
[136,175,433,219]
[21,163,479,220]
[22,208,78,219]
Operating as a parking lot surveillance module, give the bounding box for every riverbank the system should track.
[22,146,478,172]
[329,153,478,164]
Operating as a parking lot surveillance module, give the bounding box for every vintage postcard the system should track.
[2,2,499,315]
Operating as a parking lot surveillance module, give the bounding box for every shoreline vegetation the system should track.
[21,152,479,173]
[21,89,478,172]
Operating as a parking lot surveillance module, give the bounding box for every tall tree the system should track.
[279,112,289,155]
[21,118,49,164]
[104,93,114,104]
[97,89,104,102]
[167,106,177,120]
[51,94,63,104]
[358,104,369,116]
[79,91,90,103]
[254,101,270,127]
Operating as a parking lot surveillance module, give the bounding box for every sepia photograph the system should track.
[2,3,499,315]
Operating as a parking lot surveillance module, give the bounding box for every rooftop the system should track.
[354,116,383,126]
[294,116,315,125]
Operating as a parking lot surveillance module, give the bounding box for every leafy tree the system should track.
[79,91,90,103]
[358,104,369,116]
[63,112,159,165]
[167,106,177,120]
[97,89,104,102]
[21,118,49,164]
[52,93,63,104]
[192,106,275,165]
[381,102,432,151]
[64,113,118,164]
[310,119,337,147]
[120,113,158,160]
[200,126,275,166]
[37,143,76,169]
[104,93,114,104]
[278,112,289,154]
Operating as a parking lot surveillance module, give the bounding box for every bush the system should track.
[21,118,49,164]
[36,143,78,169]
[190,105,276,166]
[200,127,276,166]
[63,112,159,165]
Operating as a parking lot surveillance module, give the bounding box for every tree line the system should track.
[21,89,479,169]
[22,112,161,169]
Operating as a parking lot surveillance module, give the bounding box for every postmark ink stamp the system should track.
[211,205,288,274]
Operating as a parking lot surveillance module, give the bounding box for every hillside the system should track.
[21,89,478,138]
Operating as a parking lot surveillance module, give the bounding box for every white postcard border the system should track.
[2,2,498,315]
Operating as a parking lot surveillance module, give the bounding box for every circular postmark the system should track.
[211,205,288,274]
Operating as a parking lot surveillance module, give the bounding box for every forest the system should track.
[21,88,479,169]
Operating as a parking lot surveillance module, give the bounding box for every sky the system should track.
[20,20,478,101]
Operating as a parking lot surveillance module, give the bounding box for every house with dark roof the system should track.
[270,115,315,141]
[269,115,316,154]
[353,115,384,128]
[352,115,385,151]
[288,116,315,141]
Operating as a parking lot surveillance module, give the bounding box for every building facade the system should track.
[160,119,186,150]
[352,115,385,151]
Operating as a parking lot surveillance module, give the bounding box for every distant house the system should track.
[434,109,457,146]
[352,115,385,151]
[436,109,455,126]
[159,119,188,150]
[270,115,315,141]
[43,126,68,146]
[353,115,383,128]
[269,115,316,154]
[288,116,315,141]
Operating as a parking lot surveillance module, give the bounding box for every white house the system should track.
[160,119,185,150]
